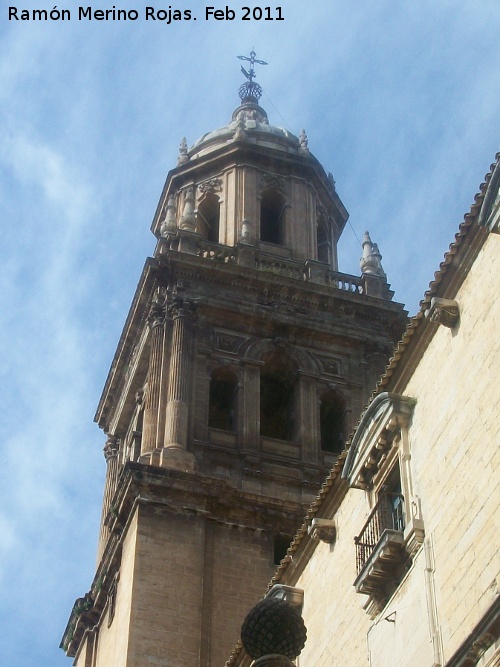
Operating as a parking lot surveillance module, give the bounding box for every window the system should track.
[208,367,238,431]
[260,190,286,245]
[197,193,220,243]
[260,352,297,440]
[320,390,346,454]
[354,463,405,575]
[342,393,424,617]
[317,220,333,266]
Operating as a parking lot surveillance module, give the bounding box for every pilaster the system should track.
[160,297,197,470]
[97,435,120,563]
[140,292,166,460]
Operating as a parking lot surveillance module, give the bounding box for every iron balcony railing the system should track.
[354,492,405,574]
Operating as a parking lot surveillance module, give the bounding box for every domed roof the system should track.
[189,101,303,160]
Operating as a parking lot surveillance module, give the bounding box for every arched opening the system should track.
[208,367,238,431]
[198,193,220,243]
[273,534,292,565]
[317,219,333,265]
[320,390,346,454]
[260,190,286,245]
[260,351,297,440]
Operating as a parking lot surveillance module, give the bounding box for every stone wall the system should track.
[81,502,277,667]
[292,232,499,667]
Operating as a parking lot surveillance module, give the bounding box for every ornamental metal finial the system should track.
[237,49,267,102]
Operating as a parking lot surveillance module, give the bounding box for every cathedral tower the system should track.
[62,56,406,667]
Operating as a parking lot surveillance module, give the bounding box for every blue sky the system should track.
[1,2,499,665]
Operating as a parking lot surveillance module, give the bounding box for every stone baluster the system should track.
[160,297,197,470]
[140,293,166,460]
[97,435,120,563]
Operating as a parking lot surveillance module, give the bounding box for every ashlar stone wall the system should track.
[293,232,499,667]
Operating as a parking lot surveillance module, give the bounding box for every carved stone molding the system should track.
[260,173,286,194]
[215,331,245,353]
[363,341,393,363]
[425,297,460,328]
[198,178,222,195]
[318,355,344,376]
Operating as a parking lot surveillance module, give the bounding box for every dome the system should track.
[189,101,302,160]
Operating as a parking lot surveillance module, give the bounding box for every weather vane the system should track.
[237,49,267,102]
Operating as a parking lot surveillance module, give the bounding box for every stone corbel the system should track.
[404,495,425,556]
[308,518,336,543]
[425,297,459,328]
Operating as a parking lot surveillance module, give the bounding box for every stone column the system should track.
[140,294,166,461]
[97,435,120,564]
[160,297,197,470]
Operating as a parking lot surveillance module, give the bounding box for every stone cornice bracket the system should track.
[425,297,460,328]
[103,435,119,461]
[177,136,189,165]
[308,518,336,543]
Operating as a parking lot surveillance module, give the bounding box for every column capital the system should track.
[103,435,119,462]
[167,296,198,322]
[147,289,167,328]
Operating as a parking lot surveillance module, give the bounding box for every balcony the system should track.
[354,492,409,606]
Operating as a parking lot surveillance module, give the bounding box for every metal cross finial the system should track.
[237,49,268,83]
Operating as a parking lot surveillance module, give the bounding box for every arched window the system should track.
[320,390,346,453]
[198,193,220,243]
[208,367,238,431]
[260,352,297,440]
[260,190,286,245]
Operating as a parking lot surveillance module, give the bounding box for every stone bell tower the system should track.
[61,54,406,667]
